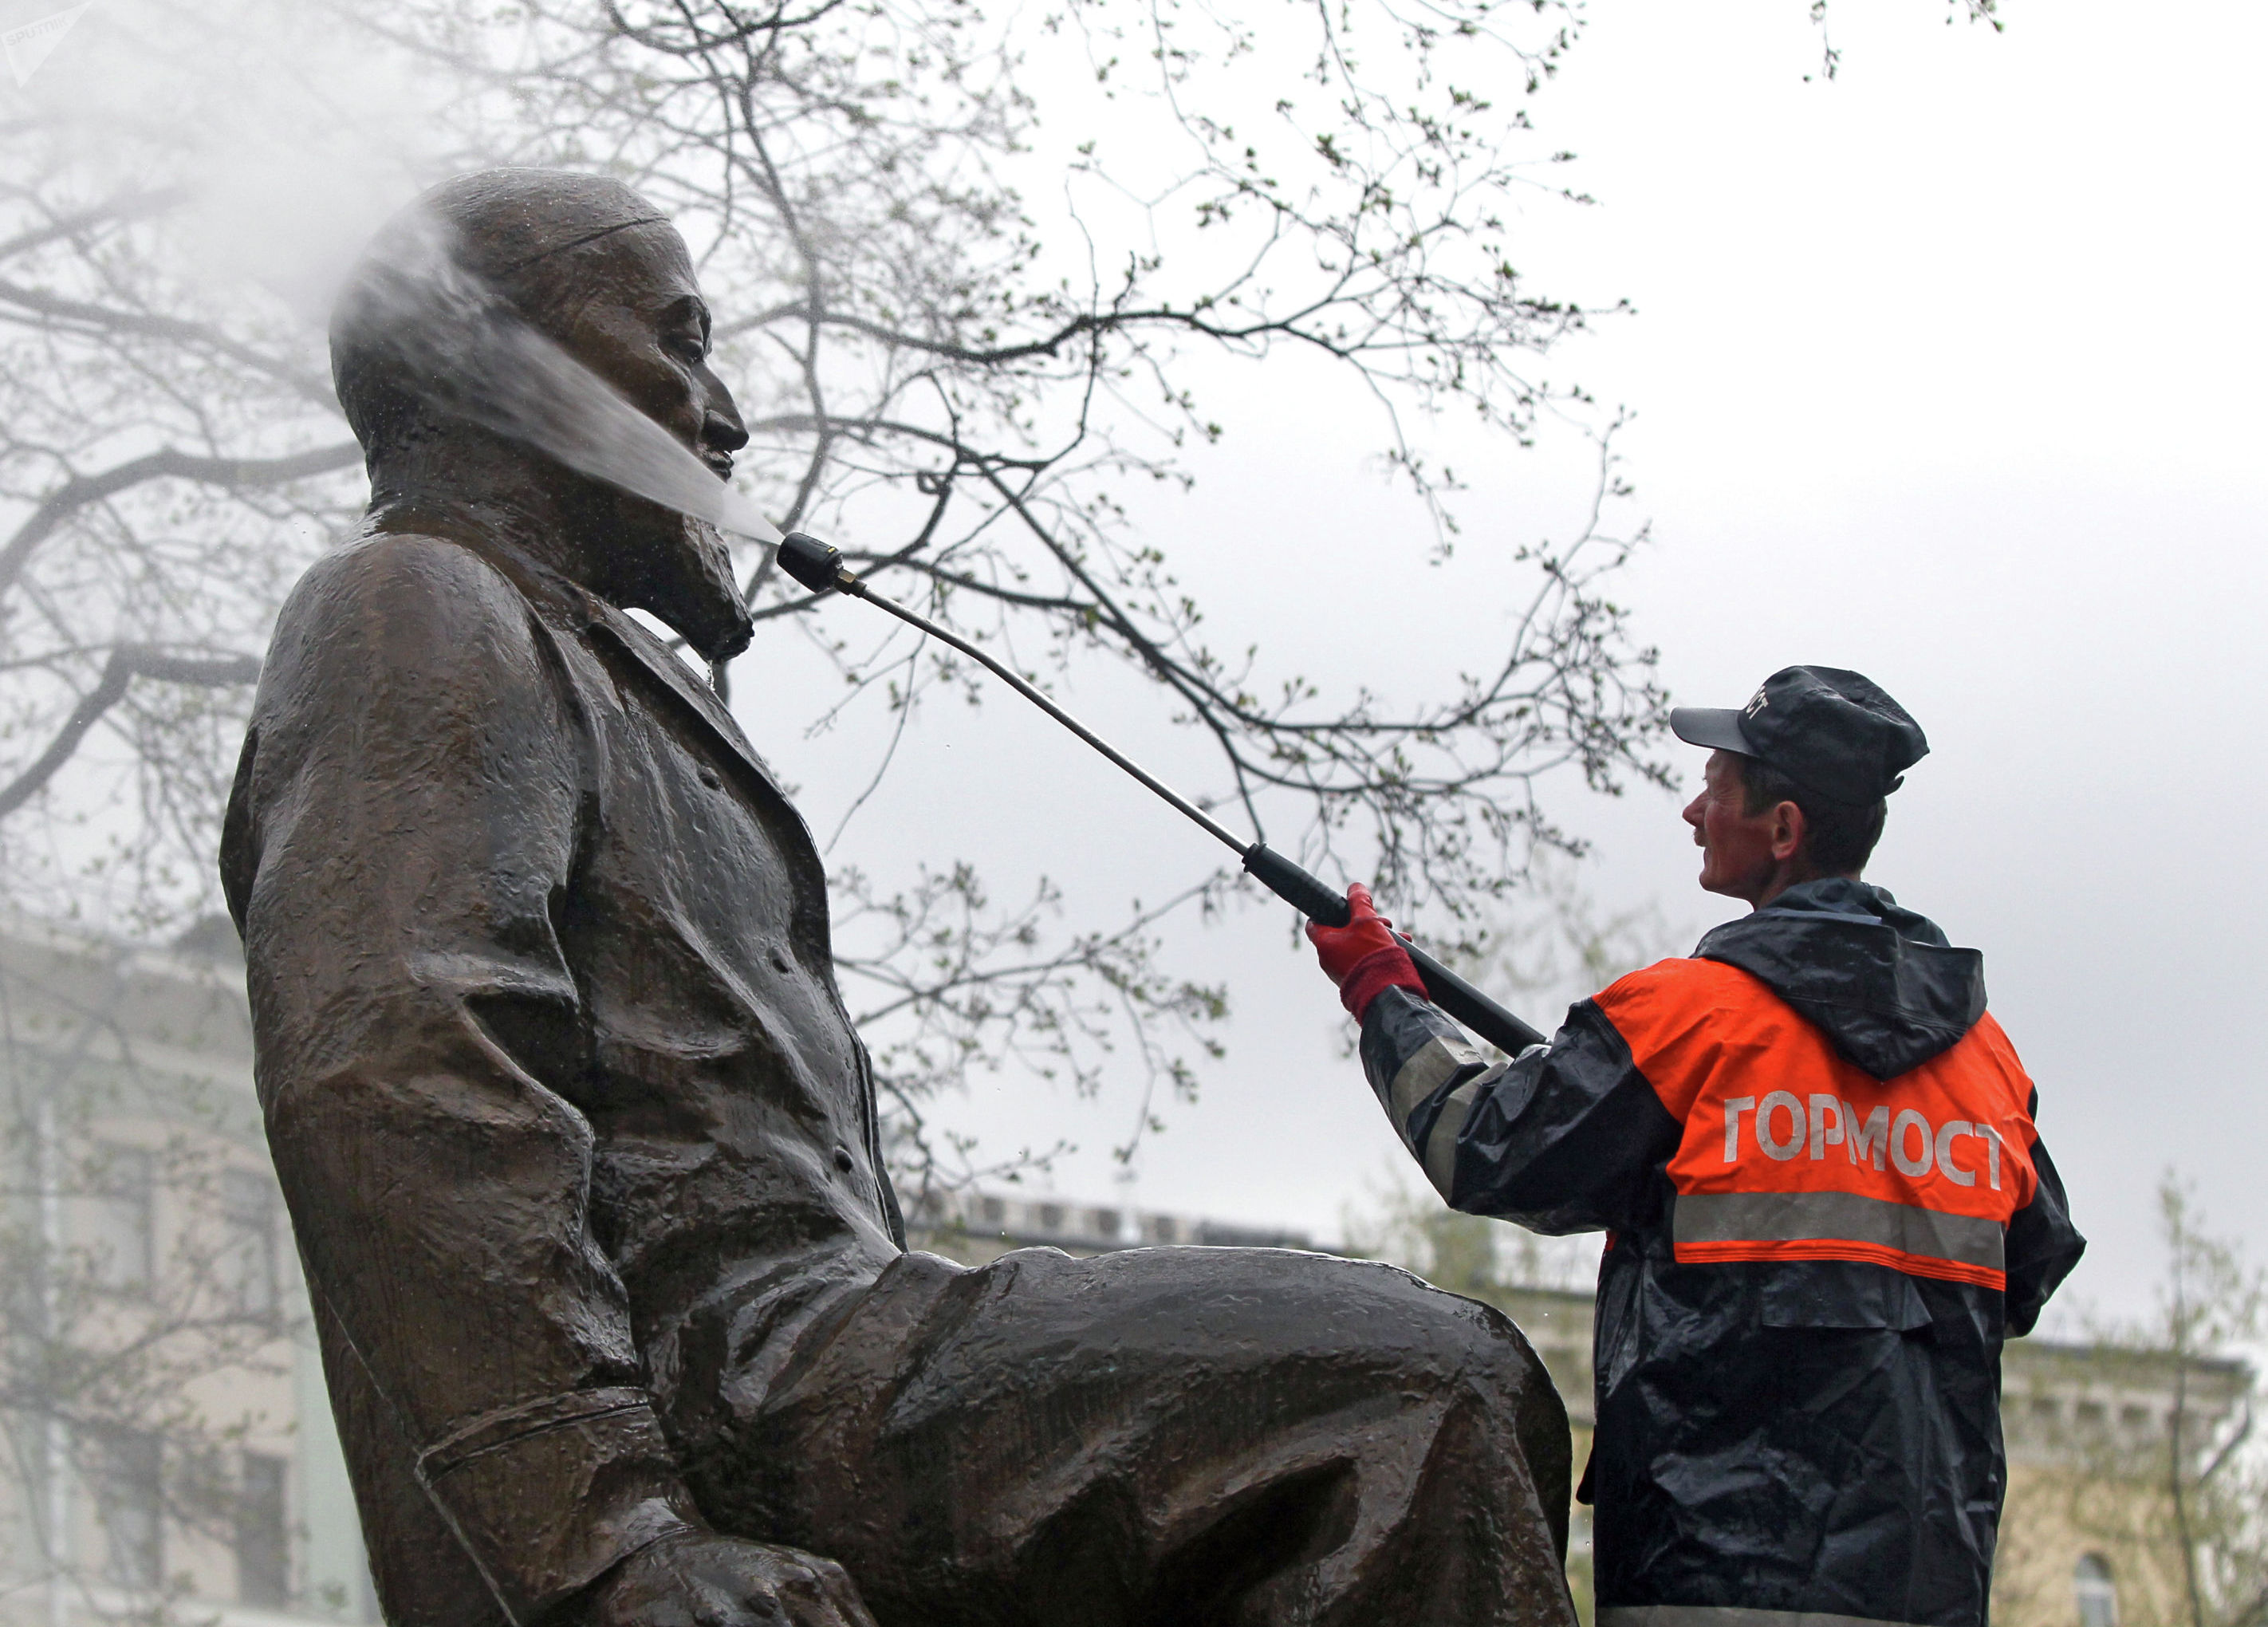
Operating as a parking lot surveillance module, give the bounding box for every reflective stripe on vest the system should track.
[1596,958,2041,1291]
[1672,1190,2006,1286]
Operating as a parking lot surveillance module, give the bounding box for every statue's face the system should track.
[545,220,755,659]
[557,222,746,478]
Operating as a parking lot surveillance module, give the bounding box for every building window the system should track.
[979,1196,1006,1225]
[2075,1553,2117,1627]
[87,1144,155,1293]
[89,1428,163,1591]
[237,1452,290,1606]
[1038,1204,1065,1232]
[1091,1208,1121,1240]
[222,1168,281,1318]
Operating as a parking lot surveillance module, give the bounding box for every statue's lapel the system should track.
[447,531,799,822]
[581,601,782,797]
[583,605,842,945]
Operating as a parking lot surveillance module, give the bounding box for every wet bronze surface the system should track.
[221,168,1573,1627]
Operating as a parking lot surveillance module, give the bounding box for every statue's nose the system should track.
[704,404,750,454]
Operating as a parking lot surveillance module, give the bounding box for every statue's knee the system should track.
[1338,1260,1553,1390]
[1450,1304,1555,1399]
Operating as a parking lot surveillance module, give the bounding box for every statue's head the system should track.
[332,168,754,660]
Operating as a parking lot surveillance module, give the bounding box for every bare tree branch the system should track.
[0,0,1678,1178]
[0,646,260,821]
[0,443,361,597]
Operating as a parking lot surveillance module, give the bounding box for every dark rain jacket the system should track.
[1357,877,2086,1627]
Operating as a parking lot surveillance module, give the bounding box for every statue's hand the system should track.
[585,1530,878,1627]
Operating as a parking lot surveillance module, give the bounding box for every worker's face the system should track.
[1682,750,1803,907]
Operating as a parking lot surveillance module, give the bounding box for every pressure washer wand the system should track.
[774,534,1547,1056]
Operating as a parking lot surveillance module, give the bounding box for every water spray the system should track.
[338,212,786,546]
[770,533,1547,1056]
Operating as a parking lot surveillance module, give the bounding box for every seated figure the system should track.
[221,167,1573,1627]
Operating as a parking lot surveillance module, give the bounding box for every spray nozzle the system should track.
[778,532,848,594]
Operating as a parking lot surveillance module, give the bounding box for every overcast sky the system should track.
[761,0,2268,1331]
[20,0,2258,1330]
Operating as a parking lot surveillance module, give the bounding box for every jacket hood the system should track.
[1693,877,1986,1081]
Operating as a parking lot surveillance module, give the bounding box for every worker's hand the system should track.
[1305,883,1426,1022]
[587,1530,878,1627]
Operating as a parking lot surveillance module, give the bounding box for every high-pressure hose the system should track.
[774,532,1545,1055]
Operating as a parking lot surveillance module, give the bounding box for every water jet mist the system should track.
[336,211,784,547]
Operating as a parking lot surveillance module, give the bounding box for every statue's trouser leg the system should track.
[682,1246,1576,1627]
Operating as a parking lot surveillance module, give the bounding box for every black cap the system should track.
[1670,666,1927,805]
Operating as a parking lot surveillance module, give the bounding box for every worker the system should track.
[1309,664,2085,1627]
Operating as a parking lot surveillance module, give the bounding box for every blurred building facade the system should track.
[0,915,376,1627]
[0,919,2245,1627]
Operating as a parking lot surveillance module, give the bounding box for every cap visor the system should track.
[1668,707,1754,754]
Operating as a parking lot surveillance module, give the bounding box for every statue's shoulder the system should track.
[289,526,528,621]
[278,526,552,651]
[266,528,551,703]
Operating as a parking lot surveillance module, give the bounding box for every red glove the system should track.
[1306,883,1427,1022]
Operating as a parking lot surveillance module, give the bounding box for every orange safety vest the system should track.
[1597,958,2039,1291]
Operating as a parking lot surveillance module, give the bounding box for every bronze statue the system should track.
[220,168,1574,1627]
